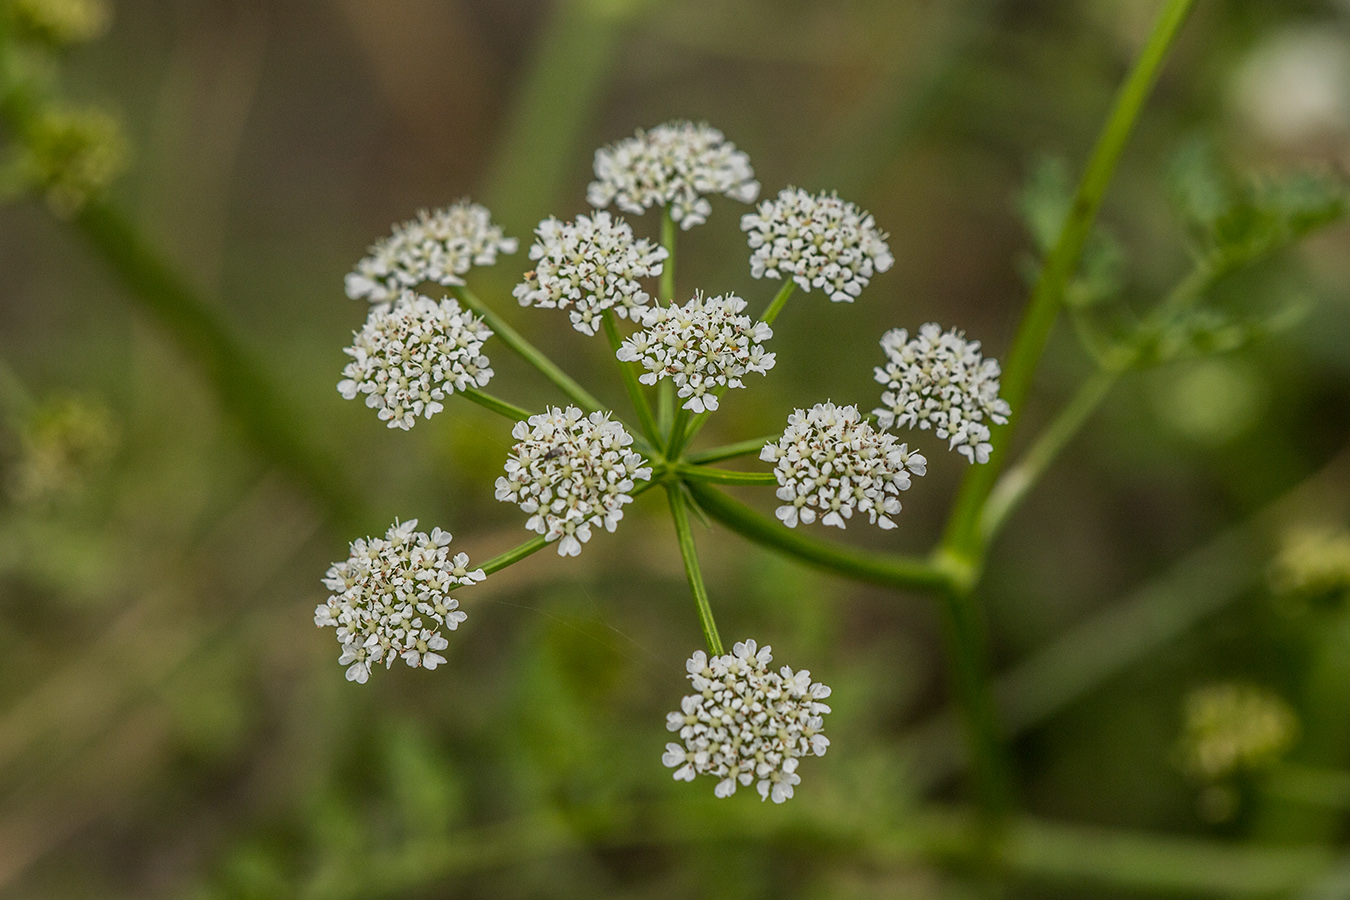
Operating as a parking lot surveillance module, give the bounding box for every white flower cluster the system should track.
[338,291,493,430]
[873,323,1011,464]
[741,187,894,303]
[345,201,517,304]
[512,212,668,336]
[495,406,652,556]
[663,639,831,803]
[761,402,925,529]
[315,520,484,684]
[616,292,776,414]
[588,120,760,230]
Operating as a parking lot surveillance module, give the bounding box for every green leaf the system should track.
[1016,155,1126,308]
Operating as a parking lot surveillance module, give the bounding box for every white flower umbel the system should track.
[315,519,484,684]
[873,323,1011,464]
[741,187,894,303]
[761,402,925,530]
[338,291,494,430]
[663,639,831,803]
[512,212,668,336]
[616,292,776,414]
[345,200,517,304]
[587,120,760,230]
[495,406,653,556]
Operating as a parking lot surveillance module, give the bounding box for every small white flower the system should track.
[616,292,776,413]
[345,200,517,304]
[761,402,925,530]
[315,520,483,683]
[588,120,760,230]
[741,187,893,303]
[662,639,832,803]
[495,406,652,556]
[872,323,1011,464]
[512,212,667,336]
[337,291,494,430]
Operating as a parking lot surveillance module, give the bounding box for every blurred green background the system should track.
[2,0,1350,897]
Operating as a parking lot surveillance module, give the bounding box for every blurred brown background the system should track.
[2,1,1350,897]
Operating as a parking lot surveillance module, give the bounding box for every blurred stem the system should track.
[666,483,724,656]
[904,442,1350,792]
[461,387,532,422]
[935,585,1012,833]
[979,367,1119,543]
[0,38,366,529]
[602,309,660,447]
[453,286,603,413]
[299,800,1335,900]
[1254,606,1350,843]
[686,481,949,592]
[759,280,796,327]
[660,206,676,304]
[686,435,773,465]
[482,0,641,237]
[675,463,776,486]
[74,201,365,529]
[666,405,691,458]
[657,208,676,438]
[941,0,1196,570]
[478,535,548,575]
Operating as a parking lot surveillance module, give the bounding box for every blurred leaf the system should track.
[1168,138,1346,271]
[1139,301,1309,366]
[1017,155,1126,309]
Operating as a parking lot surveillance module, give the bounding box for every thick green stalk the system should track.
[666,483,724,656]
[936,585,1012,827]
[686,482,949,592]
[759,280,796,327]
[675,464,777,486]
[941,0,1196,565]
[461,387,532,423]
[453,286,603,413]
[686,435,774,465]
[602,309,660,447]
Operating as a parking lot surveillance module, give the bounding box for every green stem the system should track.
[759,280,796,327]
[657,208,677,438]
[676,463,777,486]
[686,481,950,592]
[941,0,1196,567]
[602,309,660,447]
[453,286,604,414]
[479,535,549,575]
[686,435,774,465]
[979,368,1119,543]
[666,483,724,656]
[666,405,691,459]
[936,586,1012,827]
[461,387,533,422]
